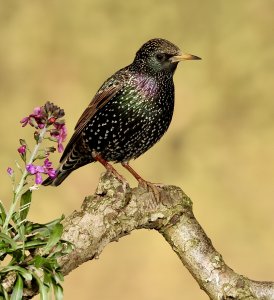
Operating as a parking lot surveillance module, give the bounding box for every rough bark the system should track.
[5,173,274,299]
[59,173,274,299]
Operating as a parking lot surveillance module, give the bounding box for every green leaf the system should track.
[34,154,48,161]
[15,161,23,174]
[53,271,64,285]
[42,223,63,255]
[19,139,27,146]
[13,239,46,251]
[45,146,56,153]
[31,255,47,268]
[0,233,17,250]
[44,216,64,230]
[0,283,9,299]
[53,284,63,300]
[43,271,53,289]
[20,190,32,221]
[31,255,58,270]
[0,201,6,225]
[37,228,51,238]
[32,272,49,300]
[11,274,23,300]
[12,212,25,242]
[23,240,47,249]
[24,222,48,235]
[1,266,32,281]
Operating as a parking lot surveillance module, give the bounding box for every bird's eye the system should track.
[156,53,166,62]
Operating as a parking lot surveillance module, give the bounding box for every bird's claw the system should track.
[138,179,162,205]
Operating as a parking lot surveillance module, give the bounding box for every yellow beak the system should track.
[171,53,201,62]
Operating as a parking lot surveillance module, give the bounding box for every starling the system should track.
[42,38,201,188]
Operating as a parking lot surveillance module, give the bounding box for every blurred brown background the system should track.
[1,0,274,299]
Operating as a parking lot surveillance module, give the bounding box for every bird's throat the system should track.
[131,74,159,100]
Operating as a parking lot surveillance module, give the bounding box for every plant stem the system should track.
[3,126,48,232]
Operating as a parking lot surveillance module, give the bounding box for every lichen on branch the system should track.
[57,173,274,300]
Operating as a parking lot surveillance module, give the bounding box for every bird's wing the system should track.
[74,82,121,130]
[60,78,124,163]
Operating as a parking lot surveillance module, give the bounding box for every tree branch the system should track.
[58,173,274,299]
[8,173,274,299]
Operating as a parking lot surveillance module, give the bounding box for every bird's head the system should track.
[133,38,201,76]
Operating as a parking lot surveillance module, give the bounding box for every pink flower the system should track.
[35,173,43,185]
[50,123,67,153]
[33,107,42,116]
[43,158,56,177]
[57,124,67,153]
[20,102,65,130]
[20,102,67,154]
[20,106,45,129]
[26,164,37,174]
[26,158,56,185]
[20,117,30,127]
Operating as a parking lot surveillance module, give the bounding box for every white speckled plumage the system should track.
[42,38,200,186]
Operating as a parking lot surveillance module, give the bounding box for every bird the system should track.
[42,38,201,190]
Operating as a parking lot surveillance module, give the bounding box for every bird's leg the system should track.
[92,150,127,184]
[121,162,161,202]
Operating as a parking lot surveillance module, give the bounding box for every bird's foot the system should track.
[137,179,162,205]
[92,150,129,192]
[121,161,162,204]
[107,170,129,193]
[104,167,129,194]
[105,167,125,183]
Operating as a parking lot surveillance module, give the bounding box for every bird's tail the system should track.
[42,169,72,186]
[42,145,94,187]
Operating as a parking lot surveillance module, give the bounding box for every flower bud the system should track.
[48,117,56,125]
[18,145,26,154]
[29,117,39,128]
[34,131,40,143]
[7,167,14,176]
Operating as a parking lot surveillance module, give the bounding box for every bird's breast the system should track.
[83,72,175,162]
[116,73,175,122]
[131,74,159,100]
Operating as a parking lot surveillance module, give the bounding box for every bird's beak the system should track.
[170,53,201,63]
